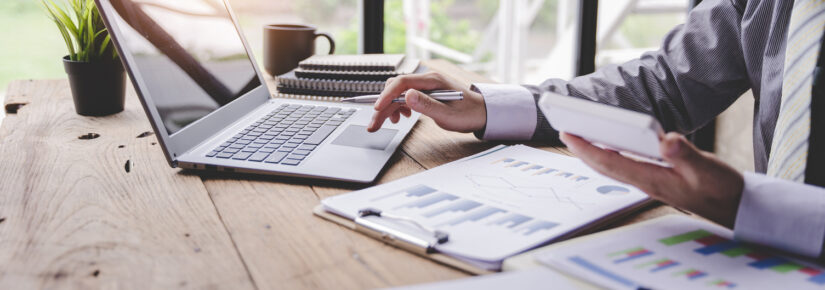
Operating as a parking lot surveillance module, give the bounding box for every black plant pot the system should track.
[63,56,126,116]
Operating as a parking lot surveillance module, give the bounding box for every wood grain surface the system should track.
[0,60,677,289]
[0,80,254,289]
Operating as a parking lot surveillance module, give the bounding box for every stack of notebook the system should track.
[275,54,420,98]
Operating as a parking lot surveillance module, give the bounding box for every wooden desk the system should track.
[0,60,681,289]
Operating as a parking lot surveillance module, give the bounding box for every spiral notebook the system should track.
[276,71,384,97]
[293,57,419,81]
[298,54,406,71]
[275,54,422,100]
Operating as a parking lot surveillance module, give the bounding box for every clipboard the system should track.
[313,205,495,275]
[312,145,655,275]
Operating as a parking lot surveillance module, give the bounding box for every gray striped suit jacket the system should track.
[526,0,790,174]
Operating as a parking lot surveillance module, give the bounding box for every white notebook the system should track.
[299,54,406,71]
[275,54,421,100]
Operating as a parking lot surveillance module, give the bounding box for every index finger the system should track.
[374,73,444,111]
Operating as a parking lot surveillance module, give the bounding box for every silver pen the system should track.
[341,90,464,103]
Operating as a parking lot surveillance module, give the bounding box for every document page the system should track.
[322,145,649,269]
[536,215,825,289]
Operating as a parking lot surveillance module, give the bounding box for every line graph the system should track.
[466,174,593,211]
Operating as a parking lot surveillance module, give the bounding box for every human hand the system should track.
[560,132,745,227]
[367,72,487,133]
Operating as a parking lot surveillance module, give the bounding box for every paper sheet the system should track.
[536,215,825,289]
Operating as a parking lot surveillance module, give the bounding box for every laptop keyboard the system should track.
[206,104,356,166]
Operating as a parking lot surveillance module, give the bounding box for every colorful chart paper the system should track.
[536,215,825,289]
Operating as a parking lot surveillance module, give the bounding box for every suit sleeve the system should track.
[473,0,751,142]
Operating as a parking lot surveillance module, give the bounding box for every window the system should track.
[378,0,692,84]
[595,0,688,68]
[384,0,575,84]
[229,0,360,70]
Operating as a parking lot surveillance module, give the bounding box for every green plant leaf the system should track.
[43,0,112,62]
[42,0,77,60]
[46,0,79,38]
[99,34,111,57]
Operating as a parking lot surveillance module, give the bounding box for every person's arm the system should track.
[735,173,825,258]
[473,0,750,141]
[561,131,825,259]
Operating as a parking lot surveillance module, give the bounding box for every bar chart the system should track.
[381,184,561,238]
[537,215,825,290]
[660,229,825,286]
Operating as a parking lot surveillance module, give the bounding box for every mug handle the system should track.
[315,32,336,55]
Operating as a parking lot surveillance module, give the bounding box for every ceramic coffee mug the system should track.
[263,24,335,76]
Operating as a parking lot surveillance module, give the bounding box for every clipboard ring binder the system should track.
[355,208,449,255]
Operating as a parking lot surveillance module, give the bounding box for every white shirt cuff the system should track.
[471,83,537,140]
[734,172,825,257]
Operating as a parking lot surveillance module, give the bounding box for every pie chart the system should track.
[596,185,630,195]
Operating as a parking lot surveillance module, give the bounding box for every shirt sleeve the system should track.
[471,83,537,140]
[734,172,825,258]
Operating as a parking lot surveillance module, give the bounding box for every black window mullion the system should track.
[362,0,384,54]
[576,0,599,76]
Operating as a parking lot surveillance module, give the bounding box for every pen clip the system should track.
[355,208,449,255]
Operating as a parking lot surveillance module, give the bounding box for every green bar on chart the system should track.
[722,246,752,257]
[659,229,713,246]
[771,262,804,273]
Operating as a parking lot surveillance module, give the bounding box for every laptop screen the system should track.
[105,0,260,134]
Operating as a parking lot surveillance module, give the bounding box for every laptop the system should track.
[95,0,420,183]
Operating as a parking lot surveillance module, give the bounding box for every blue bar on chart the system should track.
[372,184,437,201]
[444,207,506,226]
[492,158,515,164]
[522,164,544,172]
[519,220,559,236]
[395,192,458,210]
[809,273,825,285]
[489,213,533,228]
[568,256,639,288]
[533,168,559,176]
[748,257,788,269]
[695,241,742,255]
[557,172,574,178]
[509,161,529,168]
[422,199,482,218]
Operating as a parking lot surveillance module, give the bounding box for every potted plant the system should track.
[42,0,125,116]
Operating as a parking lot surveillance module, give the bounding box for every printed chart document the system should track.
[536,215,825,289]
[320,145,649,270]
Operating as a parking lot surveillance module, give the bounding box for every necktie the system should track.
[767,0,825,182]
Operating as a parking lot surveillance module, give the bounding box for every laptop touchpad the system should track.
[331,125,398,151]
